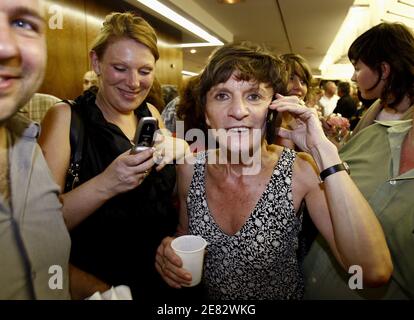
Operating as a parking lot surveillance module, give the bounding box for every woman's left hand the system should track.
[269,94,332,153]
[153,129,192,170]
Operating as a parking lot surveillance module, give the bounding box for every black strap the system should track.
[67,100,84,166]
[319,162,350,182]
[62,100,84,191]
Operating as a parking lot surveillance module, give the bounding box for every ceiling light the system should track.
[319,4,370,78]
[182,70,199,76]
[399,0,414,7]
[383,0,414,28]
[136,0,223,46]
[386,0,414,22]
[171,42,222,48]
[217,0,244,4]
[190,49,197,54]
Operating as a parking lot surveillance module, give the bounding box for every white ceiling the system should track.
[180,0,354,74]
[127,0,356,76]
[127,0,414,77]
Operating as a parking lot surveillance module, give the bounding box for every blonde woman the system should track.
[39,12,181,300]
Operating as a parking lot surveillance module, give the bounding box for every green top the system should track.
[303,120,414,300]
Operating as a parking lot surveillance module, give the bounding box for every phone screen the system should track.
[130,117,158,154]
[136,121,157,147]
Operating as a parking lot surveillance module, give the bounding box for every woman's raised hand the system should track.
[269,94,332,153]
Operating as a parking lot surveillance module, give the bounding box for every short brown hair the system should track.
[198,42,286,107]
[91,12,159,61]
[179,42,287,142]
[280,53,313,101]
[348,22,414,107]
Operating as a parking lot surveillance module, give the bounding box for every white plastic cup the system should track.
[171,235,207,287]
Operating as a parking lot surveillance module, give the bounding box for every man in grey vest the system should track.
[0,0,70,299]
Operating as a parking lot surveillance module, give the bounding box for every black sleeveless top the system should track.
[68,90,178,300]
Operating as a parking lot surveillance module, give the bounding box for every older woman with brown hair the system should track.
[39,12,181,300]
[155,42,392,300]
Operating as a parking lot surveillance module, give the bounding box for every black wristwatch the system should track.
[319,162,350,182]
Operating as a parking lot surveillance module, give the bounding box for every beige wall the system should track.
[39,0,183,100]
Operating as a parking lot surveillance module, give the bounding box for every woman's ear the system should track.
[380,62,391,80]
[205,112,211,127]
[90,51,101,76]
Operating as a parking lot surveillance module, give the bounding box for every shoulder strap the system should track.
[61,99,84,165]
[137,101,152,118]
[61,99,84,190]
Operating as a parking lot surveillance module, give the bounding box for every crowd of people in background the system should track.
[1,0,413,302]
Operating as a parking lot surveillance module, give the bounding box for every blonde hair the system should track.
[91,12,159,61]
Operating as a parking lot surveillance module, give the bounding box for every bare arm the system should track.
[38,103,71,189]
[175,162,193,235]
[69,264,111,300]
[272,95,393,287]
[38,104,155,230]
[155,161,194,288]
[296,150,392,286]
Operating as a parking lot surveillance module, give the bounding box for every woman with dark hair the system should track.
[280,53,313,102]
[154,42,391,300]
[176,75,205,136]
[348,22,414,136]
[304,22,414,300]
[275,53,313,149]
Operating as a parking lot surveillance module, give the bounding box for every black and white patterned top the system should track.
[187,148,304,300]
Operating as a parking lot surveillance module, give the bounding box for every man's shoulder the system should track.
[342,95,354,102]
[5,113,40,139]
[319,95,328,102]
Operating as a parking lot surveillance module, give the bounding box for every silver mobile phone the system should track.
[130,117,158,154]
